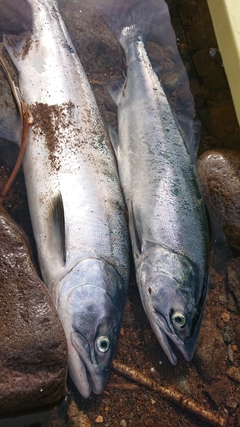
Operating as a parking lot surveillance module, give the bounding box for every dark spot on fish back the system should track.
[62,41,75,53]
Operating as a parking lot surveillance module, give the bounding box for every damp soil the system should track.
[1,0,240,426]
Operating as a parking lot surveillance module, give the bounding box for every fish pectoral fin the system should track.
[108,124,119,157]
[107,80,124,105]
[130,202,142,255]
[51,192,66,263]
[0,112,21,144]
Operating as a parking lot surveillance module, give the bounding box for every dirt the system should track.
[30,102,75,170]
[1,0,240,426]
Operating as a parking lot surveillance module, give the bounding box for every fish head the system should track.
[137,246,208,365]
[55,258,126,398]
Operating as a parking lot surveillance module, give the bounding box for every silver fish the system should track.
[1,0,129,397]
[99,0,209,364]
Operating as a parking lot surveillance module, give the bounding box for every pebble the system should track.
[226,367,240,383]
[222,324,234,344]
[221,312,230,323]
[226,398,238,410]
[228,345,234,363]
[219,294,228,306]
[95,415,103,423]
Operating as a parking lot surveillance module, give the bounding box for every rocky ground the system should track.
[1,0,240,426]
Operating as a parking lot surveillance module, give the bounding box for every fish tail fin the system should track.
[96,0,156,49]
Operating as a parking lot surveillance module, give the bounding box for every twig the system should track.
[113,361,226,427]
[0,56,33,202]
[107,382,138,390]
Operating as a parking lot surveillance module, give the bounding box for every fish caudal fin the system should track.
[95,0,157,49]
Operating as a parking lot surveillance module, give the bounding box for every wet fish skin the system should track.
[2,0,129,397]
[100,0,209,364]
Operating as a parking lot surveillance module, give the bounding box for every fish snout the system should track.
[66,284,118,396]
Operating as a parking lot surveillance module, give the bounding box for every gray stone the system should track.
[0,204,68,417]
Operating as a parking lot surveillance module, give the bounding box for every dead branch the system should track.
[113,361,226,427]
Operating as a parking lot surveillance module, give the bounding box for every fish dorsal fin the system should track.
[51,192,66,264]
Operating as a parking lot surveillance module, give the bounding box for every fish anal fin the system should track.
[52,192,66,264]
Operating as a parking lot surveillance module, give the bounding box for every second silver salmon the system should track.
[100,0,209,365]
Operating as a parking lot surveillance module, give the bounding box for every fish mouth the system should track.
[149,308,200,365]
[55,260,126,398]
[69,330,109,398]
[68,340,92,398]
[66,283,117,397]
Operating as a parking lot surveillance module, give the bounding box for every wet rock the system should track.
[197,149,240,252]
[0,204,68,417]
[194,319,226,380]
[206,101,239,140]
[176,0,217,50]
[192,48,228,90]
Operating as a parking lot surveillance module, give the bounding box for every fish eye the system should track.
[96,336,111,353]
[171,311,186,328]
